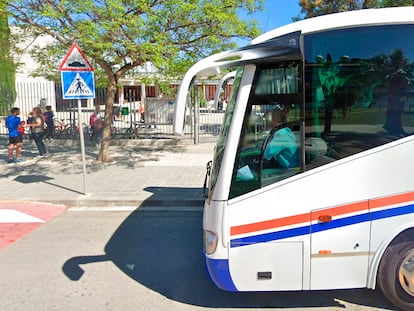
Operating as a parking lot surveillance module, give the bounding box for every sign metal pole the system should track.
[77,99,88,195]
[59,43,95,196]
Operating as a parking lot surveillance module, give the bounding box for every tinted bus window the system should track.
[304,25,414,169]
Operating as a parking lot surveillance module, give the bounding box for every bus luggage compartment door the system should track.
[310,205,370,290]
[229,241,303,291]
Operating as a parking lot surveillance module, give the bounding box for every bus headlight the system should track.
[204,230,218,255]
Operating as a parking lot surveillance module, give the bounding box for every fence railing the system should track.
[0,82,223,143]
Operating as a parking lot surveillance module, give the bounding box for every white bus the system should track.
[174,7,414,311]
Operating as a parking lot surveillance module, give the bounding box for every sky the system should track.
[237,1,303,46]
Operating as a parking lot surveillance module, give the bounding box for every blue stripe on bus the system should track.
[310,212,371,234]
[230,203,414,248]
[231,224,310,248]
[371,203,414,221]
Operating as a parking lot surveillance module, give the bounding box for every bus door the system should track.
[304,61,373,289]
[227,60,307,291]
[309,202,370,289]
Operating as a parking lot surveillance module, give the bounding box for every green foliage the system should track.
[7,0,262,161]
[157,80,177,98]
[299,0,413,18]
[8,0,262,82]
[381,0,414,5]
[0,0,16,116]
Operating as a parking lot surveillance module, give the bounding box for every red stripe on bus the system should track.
[230,191,414,236]
[370,191,414,209]
[230,213,310,236]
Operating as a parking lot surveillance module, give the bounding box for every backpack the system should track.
[90,112,103,129]
[89,112,97,127]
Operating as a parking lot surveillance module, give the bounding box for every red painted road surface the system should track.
[0,202,66,251]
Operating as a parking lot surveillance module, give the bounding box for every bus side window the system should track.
[304,25,414,168]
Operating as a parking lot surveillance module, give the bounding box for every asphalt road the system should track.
[0,207,397,311]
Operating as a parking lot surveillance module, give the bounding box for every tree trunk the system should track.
[97,78,117,162]
[383,76,407,136]
[0,1,16,115]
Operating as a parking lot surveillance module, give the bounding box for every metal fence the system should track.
[0,81,223,143]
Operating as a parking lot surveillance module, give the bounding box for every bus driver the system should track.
[263,104,299,168]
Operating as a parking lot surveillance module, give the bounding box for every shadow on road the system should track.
[14,174,84,195]
[62,187,394,309]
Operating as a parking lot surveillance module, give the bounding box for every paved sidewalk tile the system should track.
[0,139,215,207]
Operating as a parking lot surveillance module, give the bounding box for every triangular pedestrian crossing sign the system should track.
[59,43,94,71]
[65,73,94,97]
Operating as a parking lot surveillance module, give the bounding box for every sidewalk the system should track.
[0,138,215,208]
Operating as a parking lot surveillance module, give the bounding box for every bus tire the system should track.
[378,241,414,311]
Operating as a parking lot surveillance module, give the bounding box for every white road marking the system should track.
[0,210,45,223]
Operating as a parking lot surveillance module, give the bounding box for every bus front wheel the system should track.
[378,241,414,311]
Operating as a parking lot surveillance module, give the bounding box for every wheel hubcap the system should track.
[399,249,414,297]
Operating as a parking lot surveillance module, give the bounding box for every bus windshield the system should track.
[209,67,244,196]
[229,61,302,198]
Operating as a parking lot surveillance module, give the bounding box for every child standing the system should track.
[44,105,54,140]
[5,107,25,163]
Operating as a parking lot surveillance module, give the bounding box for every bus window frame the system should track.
[229,60,305,199]
[208,67,245,200]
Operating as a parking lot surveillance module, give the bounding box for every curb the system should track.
[30,199,206,209]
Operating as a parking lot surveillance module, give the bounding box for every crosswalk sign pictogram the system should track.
[61,71,95,99]
[59,43,94,71]
[59,43,95,99]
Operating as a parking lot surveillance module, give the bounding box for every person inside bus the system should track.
[263,104,299,168]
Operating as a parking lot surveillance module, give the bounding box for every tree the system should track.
[381,0,414,5]
[299,0,414,18]
[299,0,378,17]
[7,0,262,162]
[0,0,16,116]
[374,49,413,135]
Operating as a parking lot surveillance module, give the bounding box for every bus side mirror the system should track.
[203,160,212,198]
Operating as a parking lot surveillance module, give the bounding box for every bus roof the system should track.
[174,7,414,135]
[251,7,414,45]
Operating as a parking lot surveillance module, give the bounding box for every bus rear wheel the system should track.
[378,241,414,311]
